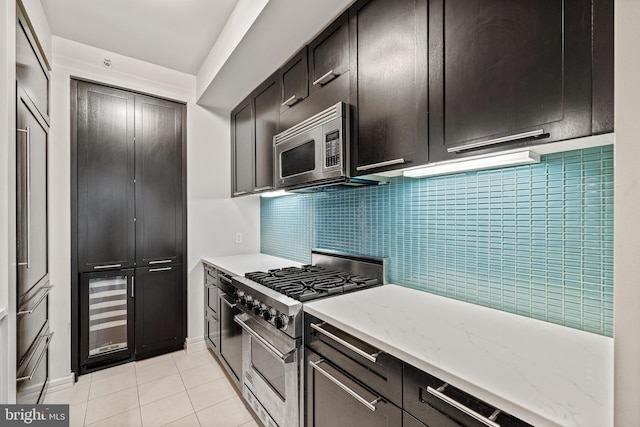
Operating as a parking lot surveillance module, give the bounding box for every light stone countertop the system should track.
[201,253,302,277]
[304,284,613,427]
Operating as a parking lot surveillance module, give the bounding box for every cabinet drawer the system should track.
[404,364,532,427]
[17,326,51,404]
[205,307,219,352]
[305,314,402,407]
[206,282,218,314]
[17,284,50,366]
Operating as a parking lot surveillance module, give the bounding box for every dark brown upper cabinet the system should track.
[231,72,279,196]
[76,82,136,272]
[308,11,349,96]
[428,0,594,162]
[350,0,429,176]
[279,47,309,113]
[134,94,184,267]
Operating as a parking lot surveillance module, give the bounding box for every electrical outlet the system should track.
[235,232,243,244]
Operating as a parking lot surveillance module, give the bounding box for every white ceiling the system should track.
[41,0,239,75]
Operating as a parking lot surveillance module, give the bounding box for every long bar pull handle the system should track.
[131,276,135,298]
[281,95,300,107]
[356,158,405,172]
[17,332,53,382]
[313,69,337,86]
[234,316,291,361]
[309,359,381,412]
[310,322,380,363]
[17,285,53,316]
[149,259,172,265]
[17,127,30,268]
[93,264,122,270]
[424,385,501,427]
[149,267,172,273]
[447,129,546,153]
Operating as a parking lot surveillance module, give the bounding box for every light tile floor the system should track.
[44,348,262,427]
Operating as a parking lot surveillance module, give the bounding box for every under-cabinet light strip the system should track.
[403,151,540,178]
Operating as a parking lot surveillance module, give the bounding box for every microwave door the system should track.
[276,128,324,189]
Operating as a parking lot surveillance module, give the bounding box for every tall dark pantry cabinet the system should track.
[70,80,187,375]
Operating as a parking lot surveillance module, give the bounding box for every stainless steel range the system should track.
[232,250,387,427]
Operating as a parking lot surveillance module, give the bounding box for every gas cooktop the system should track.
[245,265,380,302]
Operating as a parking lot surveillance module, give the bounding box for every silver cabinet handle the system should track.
[93,264,122,270]
[425,385,501,427]
[149,259,172,265]
[313,69,337,86]
[17,332,53,382]
[131,276,135,298]
[17,127,30,268]
[253,186,273,192]
[309,359,381,412]
[234,315,293,361]
[281,95,300,107]
[233,191,248,196]
[149,267,172,273]
[310,322,381,363]
[17,285,53,316]
[447,129,546,153]
[356,158,405,172]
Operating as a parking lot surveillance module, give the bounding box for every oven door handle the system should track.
[234,315,295,362]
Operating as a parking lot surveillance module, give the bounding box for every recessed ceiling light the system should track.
[102,59,113,69]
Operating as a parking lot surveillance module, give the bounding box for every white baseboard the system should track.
[46,373,76,393]
[184,336,206,354]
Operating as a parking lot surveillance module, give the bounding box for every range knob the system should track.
[262,308,273,322]
[245,296,254,309]
[236,290,245,302]
[274,314,289,330]
[253,303,263,315]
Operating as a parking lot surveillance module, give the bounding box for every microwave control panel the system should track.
[324,129,341,169]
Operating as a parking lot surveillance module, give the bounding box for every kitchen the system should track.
[0,0,638,426]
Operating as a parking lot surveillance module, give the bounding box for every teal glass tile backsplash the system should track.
[261,146,614,336]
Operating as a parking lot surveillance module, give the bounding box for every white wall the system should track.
[614,0,640,424]
[48,37,260,384]
[0,0,17,405]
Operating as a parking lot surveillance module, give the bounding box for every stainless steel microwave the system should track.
[274,102,351,191]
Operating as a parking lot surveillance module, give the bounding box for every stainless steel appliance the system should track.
[274,102,383,191]
[231,250,386,427]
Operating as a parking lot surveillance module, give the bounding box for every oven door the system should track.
[235,313,299,427]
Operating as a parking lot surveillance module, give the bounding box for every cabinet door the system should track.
[76,82,135,271]
[309,11,349,95]
[16,85,49,298]
[350,0,428,175]
[280,47,308,112]
[231,97,253,197]
[429,0,592,161]
[253,74,279,192]
[135,95,184,266]
[16,9,49,124]
[135,264,185,357]
[306,349,402,427]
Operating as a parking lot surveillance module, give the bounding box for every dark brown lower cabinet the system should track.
[135,264,185,359]
[306,349,402,427]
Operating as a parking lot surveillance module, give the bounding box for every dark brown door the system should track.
[280,47,308,113]
[429,0,592,161]
[231,97,253,197]
[135,264,184,356]
[350,0,429,175]
[134,95,184,266]
[253,74,279,192]
[76,82,135,272]
[308,11,349,96]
